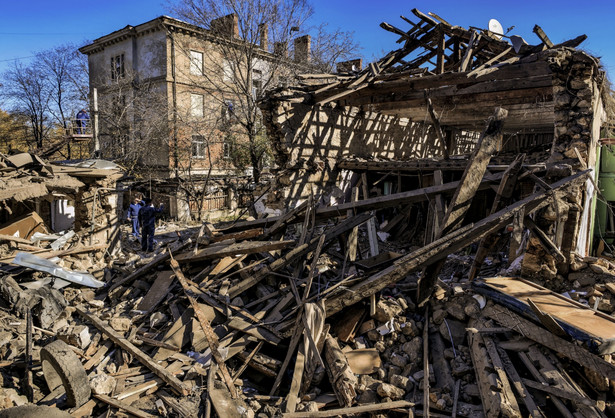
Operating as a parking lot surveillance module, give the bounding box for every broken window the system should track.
[111,54,125,80]
[223,140,231,159]
[252,79,262,99]
[192,135,206,159]
[190,50,203,76]
[190,93,204,118]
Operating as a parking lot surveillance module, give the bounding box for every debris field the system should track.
[1,8,615,418]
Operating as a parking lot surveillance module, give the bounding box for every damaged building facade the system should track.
[261,10,609,282]
[79,14,311,220]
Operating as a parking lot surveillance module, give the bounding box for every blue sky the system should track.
[1,0,614,77]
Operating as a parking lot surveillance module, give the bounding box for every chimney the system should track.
[274,41,287,58]
[210,13,239,38]
[259,23,268,51]
[294,35,311,63]
[336,59,363,73]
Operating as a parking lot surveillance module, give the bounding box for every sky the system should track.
[1,0,614,77]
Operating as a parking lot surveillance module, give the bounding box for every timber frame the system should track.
[259,8,609,270]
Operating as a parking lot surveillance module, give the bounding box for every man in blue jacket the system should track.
[138,198,164,252]
[127,197,143,238]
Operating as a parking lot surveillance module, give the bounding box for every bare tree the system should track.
[1,44,88,154]
[168,0,360,182]
[1,61,52,149]
[95,68,170,176]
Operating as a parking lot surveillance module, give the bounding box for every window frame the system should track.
[190,50,204,76]
[111,54,125,80]
[190,93,204,118]
[223,140,231,159]
[192,135,207,159]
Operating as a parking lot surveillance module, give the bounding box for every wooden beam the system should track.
[460,31,480,72]
[533,25,554,48]
[469,154,525,280]
[169,253,238,398]
[175,240,294,264]
[222,173,505,233]
[325,170,589,316]
[76,308,190,396]
[425,94,450,159]
[483,304,615,381]
[282,400,414,417]
[94,394,155,418]
[417,107,507,306]
[496,345,543,417]
[523,216,566,263]
[227,213,372,298]
[108,239,191,293]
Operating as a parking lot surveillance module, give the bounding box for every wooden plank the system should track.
[262,201,309,239]
[137,271,175,311]
[521,378,595,407]
[417,107,507,306]
[460,31,480,72]
[227,213,372,298]
[496,345,543,418]
[175,240,294,264]
[282,400,414,417]
[483,304,615,380]
[532,25,554,48]
[518,351,573,418]
[467,319,521,417]
[467,47,513,77]
[108,239,191,292]
[325,170,589,316]
[425,95,450,159]
[469,154,525,280]
[476,277,615,352]
[169,253,237,398]
[93,394,155,418]
[361,173,379,257]
[323,334,357,408]
[423,306,430,418]
[347,187,359,262]
[210,228,262,243]
[77,308,190,396]
[221,172,506,233]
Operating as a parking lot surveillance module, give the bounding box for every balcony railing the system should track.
[64,119,93,140]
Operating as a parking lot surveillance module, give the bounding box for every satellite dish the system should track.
[488,19,504,40]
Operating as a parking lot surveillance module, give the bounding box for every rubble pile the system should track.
[0,8,614,418]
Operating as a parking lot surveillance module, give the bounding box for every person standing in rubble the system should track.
[127,197,143,238]
[138,198,164,252]
[76,109,89,134]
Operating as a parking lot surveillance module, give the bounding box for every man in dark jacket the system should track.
[138,198,164,252]
[127,197,143,238]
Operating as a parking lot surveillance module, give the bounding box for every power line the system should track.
[0,32,97,35]
[0,56,36,63]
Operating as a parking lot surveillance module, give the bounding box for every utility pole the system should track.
[93,88,100,157]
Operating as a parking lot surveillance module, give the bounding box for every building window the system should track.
[111,54,125,80]
[252,79,262,99]
[223,59,233,82]
[223,140,231,159]
[192,135,206,159]
[190,93,204,118]
[190,50,203,75]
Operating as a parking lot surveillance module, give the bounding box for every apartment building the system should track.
[79,14,311,179]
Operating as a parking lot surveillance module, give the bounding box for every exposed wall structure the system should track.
[261,11,609,278]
